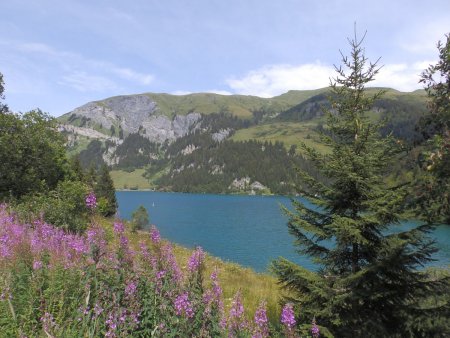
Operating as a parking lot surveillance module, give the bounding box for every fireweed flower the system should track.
[87,225,107,264]
[40,312,56,334]
[187,246,205,273]
[174,292,194,318]
[252,301,269,338]
[211,270,223,299]
[311,317,320,337]
[87,225,106,248]
[85,192,97,209]
[113,221,125,235]
[156,270,166,279]
[94,303,104,317]
[207,269,223,307]
[228,291,248,335]
[33,260,43,270]
[139,241,151,260]
[150,226,160,244]
[161,244,182,283]
[203,269,224,319]
[105,312,118,338]
[125,280,138,297]
[281,303,296,330]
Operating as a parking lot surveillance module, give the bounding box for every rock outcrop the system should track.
[62,94,202,144]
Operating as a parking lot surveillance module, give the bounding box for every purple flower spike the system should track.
[150,226,160,244]
[281,303,296,329]
[125,280,138,297]
[311,317,320,337]
[174,292,194,318]
[85,192,97,209]
[113,221,124,234]
[252,301,269,338]
[187,246,205,273]
[227,291,247,334]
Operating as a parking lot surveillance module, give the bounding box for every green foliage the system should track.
[0,109,70,200]
[414,33,450,224]
[70,155,85,182]
[272,33,450,337]
[94,165,117,217]
[0,74,95,234]
[419,33,450,137]
[131,205,150,232]
[15,180,90,233]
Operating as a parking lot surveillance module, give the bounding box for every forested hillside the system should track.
[59,88,429,194]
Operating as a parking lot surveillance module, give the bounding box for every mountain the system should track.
[58,88,428,193]
[58,89,330,141]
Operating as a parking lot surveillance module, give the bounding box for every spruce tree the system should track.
[415,33,450,224]
[0,72,8,113]
[95,164,117,217]
[131,205,150,232]
[272,33,448,337]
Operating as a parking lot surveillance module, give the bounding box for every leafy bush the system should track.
[15,180,90,233]
[0,109,70,200]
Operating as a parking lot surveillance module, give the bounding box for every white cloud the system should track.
[372,61,436,91]
[7,40,155,88]
[111,67,154,85]
[226,60,437,96]
[60,71,118,92]
[205,89,232,95]
[226,63,335,97]
[171,89,232,96]
[171,90,193,95]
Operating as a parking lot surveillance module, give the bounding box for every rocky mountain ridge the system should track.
[58,89,332,146]
[59,88,428,194]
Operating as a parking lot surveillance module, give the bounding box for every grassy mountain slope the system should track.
[142,89,332,119]
[61,88,429,194]
[231,121,329,154]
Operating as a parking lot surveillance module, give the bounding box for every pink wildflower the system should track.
[150,225,160,244]
[311,317,320,337]
[281,303,296,330]
[174,292,194,318]
[187,246,205,273]
[85,192,97,209]
[252,301,269,338]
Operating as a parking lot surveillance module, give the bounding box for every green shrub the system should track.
[15,180,90,233]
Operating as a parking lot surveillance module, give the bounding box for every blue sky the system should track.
[1,0,449,116]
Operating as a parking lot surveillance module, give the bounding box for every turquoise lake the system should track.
[116,191,450,273]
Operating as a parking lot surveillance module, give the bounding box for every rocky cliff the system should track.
[60,94,202,144]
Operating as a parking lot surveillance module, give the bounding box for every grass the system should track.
[170,243,283,324]
[110,169,153,190]
[58,89,335,121]
[232,121,330,154]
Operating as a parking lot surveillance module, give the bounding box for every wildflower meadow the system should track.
[0,203,321,337]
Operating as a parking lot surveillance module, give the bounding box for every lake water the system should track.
[116,191,450,273]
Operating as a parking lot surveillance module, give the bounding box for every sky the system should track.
[0,0,449,117]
